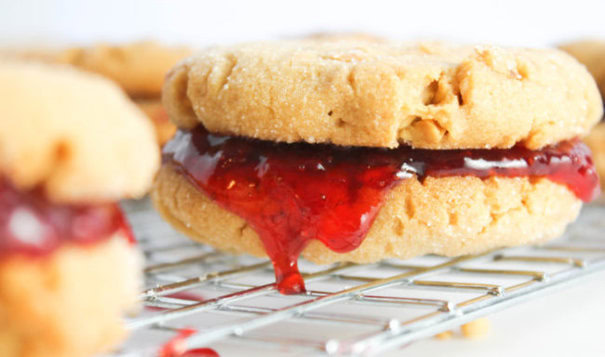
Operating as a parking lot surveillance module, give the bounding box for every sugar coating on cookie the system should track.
[0,235,140,357]
[0,60,159,203]
[163,40,603,149]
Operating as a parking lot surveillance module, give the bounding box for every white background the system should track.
[2,1,605,356]
[1,0,605,48]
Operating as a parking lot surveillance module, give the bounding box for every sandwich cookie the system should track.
[153,38,602,294]
[0,60,159,356]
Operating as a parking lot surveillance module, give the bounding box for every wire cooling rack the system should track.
[113,200,605,356]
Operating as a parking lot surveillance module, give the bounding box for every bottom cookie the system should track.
[0,234,140,357]
[153,164,581,265]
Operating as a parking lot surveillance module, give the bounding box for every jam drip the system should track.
[0,178,134,258]
[163,126,599,294]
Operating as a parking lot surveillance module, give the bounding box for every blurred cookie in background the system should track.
[136,98,177,147]
[560,40,605,189]
[1,41,191,146]
[560,40,605,97]
[63,41,191,98]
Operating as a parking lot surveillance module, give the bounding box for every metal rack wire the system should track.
[114,200,605,356]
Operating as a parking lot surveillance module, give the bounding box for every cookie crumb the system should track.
[434,330,453,340]
[461,318,490,339]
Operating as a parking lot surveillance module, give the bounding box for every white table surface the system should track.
[401,270,605,356]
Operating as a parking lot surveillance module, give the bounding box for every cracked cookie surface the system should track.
[163,39,602,149]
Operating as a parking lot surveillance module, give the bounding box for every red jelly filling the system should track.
[163,126,599,294]
[0,177,134,259]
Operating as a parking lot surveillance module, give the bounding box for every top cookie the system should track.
[559,40,605,99]
[163,39,603,149]
[2,41,191,98]
[0,60,159,203]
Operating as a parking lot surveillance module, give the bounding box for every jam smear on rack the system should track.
[163,126,599,294]
[159,328,220,357]
[0,177,134,258]
[146,292,206,312]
